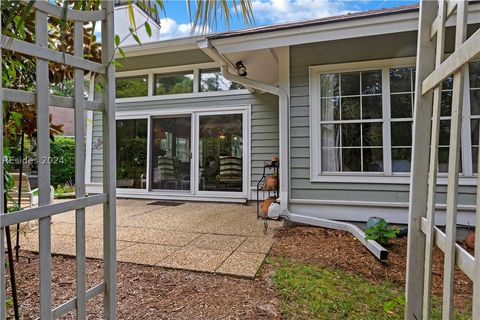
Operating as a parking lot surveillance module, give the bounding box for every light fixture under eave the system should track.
[236,61,247,77]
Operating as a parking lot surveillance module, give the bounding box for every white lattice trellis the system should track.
[0,1,117,319]
[406,1,480,319]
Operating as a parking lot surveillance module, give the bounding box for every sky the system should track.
[155,0,419,40]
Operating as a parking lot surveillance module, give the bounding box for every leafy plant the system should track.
[364,218,400,246]
[50,137,76,187]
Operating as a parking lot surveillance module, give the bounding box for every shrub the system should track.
[364,218,399,246]
[50,136,76,187]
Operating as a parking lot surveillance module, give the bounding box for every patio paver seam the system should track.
[213,237,249,273]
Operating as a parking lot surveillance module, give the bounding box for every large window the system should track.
[320,70,383,172]
[115,64,246,100]
[154,72,194,95]
[199,69,244,92]
[310,59,480,181]
[116,76,148,98]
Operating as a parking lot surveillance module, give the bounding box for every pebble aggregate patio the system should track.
[20,199,282,277]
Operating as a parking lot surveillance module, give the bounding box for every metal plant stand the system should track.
[256,160,279,230]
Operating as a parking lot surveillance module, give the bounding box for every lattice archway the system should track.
[406,1,480,319]
[0,1,117,319]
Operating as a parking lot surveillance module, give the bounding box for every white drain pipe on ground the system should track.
[198,40,388,261]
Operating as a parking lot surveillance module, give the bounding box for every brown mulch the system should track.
[6,225,474,318]
[8,252,278,319]
[270,226,473,309]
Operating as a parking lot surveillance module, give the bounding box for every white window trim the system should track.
[309,57,476,184]
[115,62,248,103]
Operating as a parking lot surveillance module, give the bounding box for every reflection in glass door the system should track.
[151,116,191,191]
[198,114,243,192]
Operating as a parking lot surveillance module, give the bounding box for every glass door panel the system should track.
[198,114,243,192]
[116,119,148,189]
[151,116,191,191]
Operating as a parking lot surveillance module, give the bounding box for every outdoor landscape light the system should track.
[236,61,247,77]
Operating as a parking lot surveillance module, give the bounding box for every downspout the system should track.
[199,40,389,261]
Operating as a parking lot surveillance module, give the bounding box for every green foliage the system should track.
[50,137,76,187]
[364,219,400,246]
[154,75,194,95]
[116,76,148,98]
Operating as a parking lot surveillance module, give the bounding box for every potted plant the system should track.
[117,166,134,188]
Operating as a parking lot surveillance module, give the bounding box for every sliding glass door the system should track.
[197,113,244,193]
[116,109,247,196]
[150,116,191,191]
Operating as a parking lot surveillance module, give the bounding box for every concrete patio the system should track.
[19,199,282,277]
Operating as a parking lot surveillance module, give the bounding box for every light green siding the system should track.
[289,31,476,207]
[90,93,279,189]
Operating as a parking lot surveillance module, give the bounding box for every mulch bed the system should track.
[270,226,473,310]
[6,225,474,318]
[8,253,278,319]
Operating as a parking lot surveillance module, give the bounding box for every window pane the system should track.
[200,69,243,92]
[391,93,413,118]
[321,97,340,121]
[391,122,412,147]
[341,97,360,120]
[341,72,360,96]
[321,148,341,171]
[441,90,452,116]
[151,117,191,191]
[362,123,382,147]
[473,147,478,174]
[320,74,339,97]
[471,89,480,115]
[470,62,480,88]
[363,148,383,172]
[154,72,193,95]
[471,119,479,146]
[321,124,340,147]
[362,70,382,94]
[442,75,454,90]
[390,68,412,93]
[116,119,148,189]
[362,95,382,119]
[392,148,411,172]
[439,120,450,146]
[438,147,449,173]
[116,76,148,98]
[342,148,361,171]
[341,123,361,147]
[199,114,243,192]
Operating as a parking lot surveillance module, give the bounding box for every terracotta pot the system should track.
[262,197,277,214]
[265,175,278,190]
[465,231,475,250]
[272,156,279,162]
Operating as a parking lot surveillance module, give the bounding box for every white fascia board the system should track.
[115,36,206,58]
[211,7,480,54]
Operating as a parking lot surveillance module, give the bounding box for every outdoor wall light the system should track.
[236,61,248,77]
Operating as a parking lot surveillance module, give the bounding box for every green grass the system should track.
[270,258,471,320]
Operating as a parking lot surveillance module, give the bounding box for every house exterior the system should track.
[86,4,480,226]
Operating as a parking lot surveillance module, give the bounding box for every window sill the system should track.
[310,174,478,185]
[115,89,251,104]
